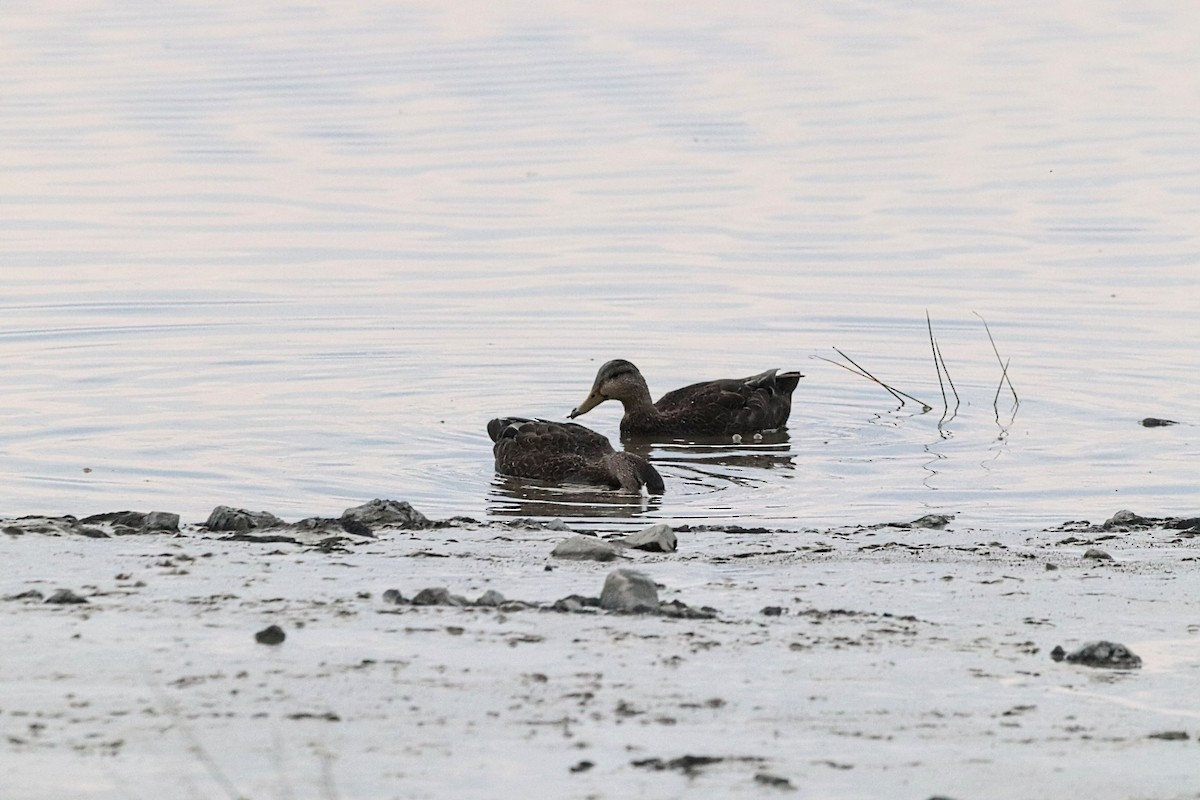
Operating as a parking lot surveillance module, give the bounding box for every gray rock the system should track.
[618,523,677,553]
[498,600,532,612]
[381,589,406,605]
[44,589,88,605]
[80,511,146,530]
[1083,547,1114,561]
[599,569,659,612]
[144,511,180,532]
[1102,509,1153,530]
[255,625,286,645]
[1053,640,1142,669]
[550,594,600,613]
[292,517,344,533]
[754,773,795,790]
[77,510,180,535]
[411,587,468,607]
[909,514,953,529]
[551,535,622,562]
[8,515,97,537]
[341,499,430,530]
[475,589,506,607]
[205,506,284,532]
[659,599,718,619]
[886,513,953,530]
[1148,730,1189,741]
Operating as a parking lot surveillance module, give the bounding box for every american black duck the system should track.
[487,417,665,494]
[569,359,803,438]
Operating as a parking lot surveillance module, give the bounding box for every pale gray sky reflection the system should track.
[1,0,1197,527]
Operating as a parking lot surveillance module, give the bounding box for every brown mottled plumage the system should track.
[569,359,803,438]
[487,417,664,494]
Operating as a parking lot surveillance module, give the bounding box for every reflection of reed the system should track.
[975,312,1020,436]
[486,475,662,520]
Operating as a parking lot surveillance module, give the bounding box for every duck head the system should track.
[569,359,651,419]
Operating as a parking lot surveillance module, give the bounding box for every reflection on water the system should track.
[3,1,1200,530]
[487,475,662,520]
[488,431,795,521]
[631,431,796,487]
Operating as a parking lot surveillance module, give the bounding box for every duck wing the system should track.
[489,417,618,484]
[489,417,614,457]
[652,369,801,435]
[488,417,662,491]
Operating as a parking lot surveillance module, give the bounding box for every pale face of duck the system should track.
[568,359,649,419]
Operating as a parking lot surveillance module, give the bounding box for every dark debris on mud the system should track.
[380,567,717,620]
[1053,509,1200,536]
[4,499,1199,547]
[1050,640,1142,670]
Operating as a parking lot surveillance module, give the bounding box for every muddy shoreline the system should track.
[3,501,1199,799]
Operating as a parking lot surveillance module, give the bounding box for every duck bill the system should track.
[569,390,605,419]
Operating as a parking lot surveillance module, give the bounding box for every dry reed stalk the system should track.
[926,311,960,421]
[974,312,1019,410]
[817,348,932,411]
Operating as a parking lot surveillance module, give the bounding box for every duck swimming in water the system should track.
[569,359,803,438]
[487,417,664,494]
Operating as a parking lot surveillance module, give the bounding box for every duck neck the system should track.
[615,377,657,417]
[618,391,665,436]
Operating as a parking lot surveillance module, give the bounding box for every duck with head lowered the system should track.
[569,359,803,439]
[487,416,664,494]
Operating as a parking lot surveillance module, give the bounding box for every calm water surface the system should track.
[3,1,1198,530]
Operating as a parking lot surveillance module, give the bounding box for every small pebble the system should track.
[255,625,286,645]
[411,587,468,606]
[1148,730,1189,741]
[475,589,506,607]
[1054,640,1141,669]
[44,589,88,605]
[551,535,622,562]
[754,773,795,789]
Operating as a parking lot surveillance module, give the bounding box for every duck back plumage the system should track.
[625,368,802,437]
[488,417,664,493]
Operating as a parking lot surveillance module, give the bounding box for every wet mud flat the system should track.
[2,503,1199,799]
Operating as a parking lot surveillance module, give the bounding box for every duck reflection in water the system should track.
[624,429,797,488]
[487,474,663,521]
[486,425,796,520]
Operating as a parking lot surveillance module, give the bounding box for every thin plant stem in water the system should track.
[974,312,1019,411]
[927,311,948,412]
[926,311,960,426]
[816,348,932,412]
